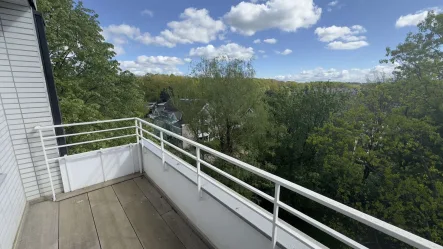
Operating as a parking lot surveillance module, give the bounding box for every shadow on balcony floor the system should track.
[15,176,210,249]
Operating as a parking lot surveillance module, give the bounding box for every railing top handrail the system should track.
[34,117,135,130]
[35,117,443,249]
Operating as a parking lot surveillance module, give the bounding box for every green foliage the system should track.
[173,58,269,156]
[39,0,144,152]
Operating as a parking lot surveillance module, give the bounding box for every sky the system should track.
[82,0,442,82]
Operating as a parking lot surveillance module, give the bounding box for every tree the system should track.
[173,58,269,156]
[308,83,443,248]
[382,12,443,136]
[265,82,350,186]
[39,0,144,123]
[38,0,144,152]
[382,12,443,81]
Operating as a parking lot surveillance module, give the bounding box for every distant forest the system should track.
[40,0,443,248]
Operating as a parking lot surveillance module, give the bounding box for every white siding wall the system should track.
[0,97,26,249]
[0,0,61,201]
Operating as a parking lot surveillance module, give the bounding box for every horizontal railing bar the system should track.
[163,140,197,160]
[139,127,161,140]
[45,134,135,150]
[141,137,197,173]
[276,220,324,249]
[200,173,273,222]
[278,201,367,249]
[35,117,136,130]
[43,126,136,140]
[199,159,274,203]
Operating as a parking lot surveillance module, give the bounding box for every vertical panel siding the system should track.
[0,97,26,249]
[0,1,61,203]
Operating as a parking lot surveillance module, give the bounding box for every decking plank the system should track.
[134,177,172,215]
[88,186,143,249]
[16,201,58,249]
[56,173,142,202]
[113,180,185,249]
[163,210,210,249]
[59,194,100,249]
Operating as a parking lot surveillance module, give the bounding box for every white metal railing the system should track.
[35,117,443,249]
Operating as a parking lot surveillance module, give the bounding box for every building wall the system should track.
[0,0,61,201]
[0,97,26,249]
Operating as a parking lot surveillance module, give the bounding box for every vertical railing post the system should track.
[138,120,144,173]
[135,119,139,144]
[271,183,280,248]
[160,131,166,169]
[196,147,202,198]
[38,129,56,201]
[99,148,106,182]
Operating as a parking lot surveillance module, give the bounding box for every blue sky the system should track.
[83,0,442,82]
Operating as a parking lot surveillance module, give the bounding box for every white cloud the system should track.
[155,8,225,46]
[189,43,255,60]
[119,55,184,75]
[327,41,368,50]
[275,64,397,83]
[315,25,366,42]
[184,58,192,63]
[102,24,138,56]
[276,49,292,55]
[141,9,154,17]
[224,0,322,36]
[103,8,225,48]
[395,8,441,28]
[263,38,277,44]
[315,25,368,50]
[253,39,261,44]
[328,1,338,6]
[258,50,265,53]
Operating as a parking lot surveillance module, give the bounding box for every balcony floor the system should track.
[15,177,210,249]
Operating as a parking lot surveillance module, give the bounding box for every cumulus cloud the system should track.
[159,8,225,45]
[184,58,192,63]
[263,38,277,44]
[315,25,368,50]
[275,64,397,83]
[119,56,184,75]
[327,41,368,50]
[103,8,225,48]
[276,49,292,55]
[395,8,441,28]
[253,39,261,44]
[224,0,322,36]
[102,24,140,56]
[141,9,154,17]
[189,43,255,60]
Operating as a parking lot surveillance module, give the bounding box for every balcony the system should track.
[12,118,443,249]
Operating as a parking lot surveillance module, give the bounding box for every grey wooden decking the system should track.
[15,177,210,249]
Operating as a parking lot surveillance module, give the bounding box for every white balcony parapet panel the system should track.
[34,117,443,249]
